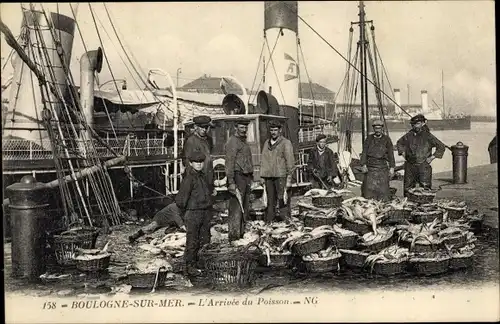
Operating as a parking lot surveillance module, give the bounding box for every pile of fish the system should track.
[340,197,386,233]
[141,232,186,258]
[127,258,173,274]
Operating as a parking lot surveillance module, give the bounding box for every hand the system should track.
[389,167,395,178]
[312,169,319,176]
[333,176,341,185]
[361,165,368,173]
[180,225,187,232]
[212,189,217,196]
[426,155,436,164]
[228,184,236,194]
[327,176,333,183]
[286,178,292,188]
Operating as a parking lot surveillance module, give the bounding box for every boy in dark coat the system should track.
[307,134,341,189]
[175,151,213,276]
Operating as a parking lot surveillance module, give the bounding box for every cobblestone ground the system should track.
[4,164,499,298]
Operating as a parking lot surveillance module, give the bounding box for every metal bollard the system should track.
[6,175,51,281]
[451,141,469,184]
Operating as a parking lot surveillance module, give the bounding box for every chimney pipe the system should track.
[79,48,103,130]
[421,90,428,113]
[394,88,401,116]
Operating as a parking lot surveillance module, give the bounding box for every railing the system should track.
[1,133,186,161]
[299,124,337,143]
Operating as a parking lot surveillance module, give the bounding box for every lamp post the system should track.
[176,68,182,88]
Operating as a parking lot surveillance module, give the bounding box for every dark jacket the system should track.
[175,168,213,211]
[360,134,396,168]
[260,136,295,178]
[182,133,214,191]
[225,134,254,186]
[307,146,339,179]
[396,129,446,164]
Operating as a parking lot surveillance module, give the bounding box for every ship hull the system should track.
[338,116,471,132]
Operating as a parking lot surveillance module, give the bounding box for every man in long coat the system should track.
[307,134,341,189]
[360,119,396,201]
[396,114,446,197]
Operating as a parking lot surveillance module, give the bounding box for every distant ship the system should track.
[335,88,472,132]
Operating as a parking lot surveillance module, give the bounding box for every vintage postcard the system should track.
[2,1,498,323]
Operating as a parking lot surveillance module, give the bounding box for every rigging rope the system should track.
[298,39,317,121]
[247,38,266,106]
[282,2,411,118]
[265,28,286,105]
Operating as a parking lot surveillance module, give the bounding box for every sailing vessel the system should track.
[1,2,340,227]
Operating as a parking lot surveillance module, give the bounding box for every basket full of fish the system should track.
[436,200,467,221]
[410,204,444,224]
[380,198,416,225]
[339,197,385,235]
[304,188,351,208]
[363,245,410,276]
[407,187,437,204]
[302,246,342,273]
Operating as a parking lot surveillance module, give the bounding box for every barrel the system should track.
[6,175,51,281]
[451,141,469,184]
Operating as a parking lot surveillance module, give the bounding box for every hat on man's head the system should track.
[193,115,212,127]
[410,114,427,124]
[316,134,327,142]
[234,118,250,126]
[371,119,384,127]
[188,150,206,163]
[268,120,283,129]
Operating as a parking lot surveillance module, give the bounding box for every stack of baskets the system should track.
[199,243,261,290]
[48,227,100,267]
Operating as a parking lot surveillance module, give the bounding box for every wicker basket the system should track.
[449,252,474,270]
[330,234,358,250]
[341,218,372,235]
[409,256,451,275]
[407,191,435,204]
[292,235,329,256]
[304,214,337,228]
[411,209,444,224]
[359,233,394,252]
[49,227,99,266]
[303,253,341,273]
[382,209,412,225]
[127,268,168,289]
[312,196,343,208]
[200,244,261,289]
[441,233,468,248]
[75,253,111,272]
[370,259,408,276]
[259,251,293,268]
[339,249,372,268]
[444,207,466,221]
[401,238,443,253]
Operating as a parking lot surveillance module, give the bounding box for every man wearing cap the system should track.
[224,119,254,241]
[182,115,217,196]
[307,134,341,189]
[260,120,295,223]
[360,119,396,201]
[396,114,446,196]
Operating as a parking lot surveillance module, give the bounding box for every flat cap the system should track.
[234,118,250,125]
[268,119,283,128]
[188,150,206,163]
[193,115,212,126]
[410,114,427,124]
[371,119,384,127]
[316,134,327,142]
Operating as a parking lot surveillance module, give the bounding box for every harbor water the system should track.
[331,122,497,172]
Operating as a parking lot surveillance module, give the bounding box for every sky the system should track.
[1,1,496,116]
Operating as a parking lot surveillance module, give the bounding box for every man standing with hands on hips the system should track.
[259,120,295,223]
[360,119,396,201]
[396,114,446,197]
[224,119,254,241]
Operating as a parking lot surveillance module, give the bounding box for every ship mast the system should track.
[357,0,369,145]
